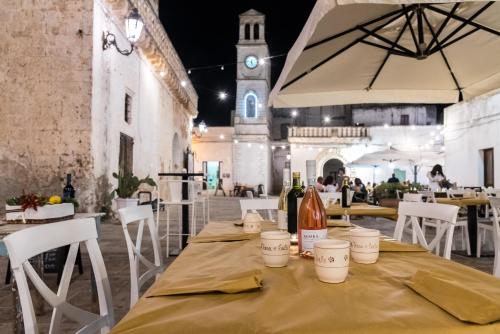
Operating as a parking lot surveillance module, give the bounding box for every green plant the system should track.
[62,197,80,209]
[6,196,21,206]
[111,172,156,198]
[373,182,408,199]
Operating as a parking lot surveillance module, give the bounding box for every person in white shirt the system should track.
[427,164,445,191]
[323,175,336,192]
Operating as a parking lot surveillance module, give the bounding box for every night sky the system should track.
[159,1,315,126]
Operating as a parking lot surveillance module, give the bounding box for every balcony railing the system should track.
[288,126,368,138]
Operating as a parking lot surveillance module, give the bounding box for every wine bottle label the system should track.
[277,210,287,230]
[300,229,328,254]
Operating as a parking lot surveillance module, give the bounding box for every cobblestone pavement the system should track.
[0,196,495,333]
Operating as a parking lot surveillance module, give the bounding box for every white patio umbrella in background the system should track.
[270,0,500,107]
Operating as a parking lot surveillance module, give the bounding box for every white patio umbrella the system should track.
[270,0,500,107]
[349,148,443,166]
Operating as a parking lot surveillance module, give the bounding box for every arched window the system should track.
[245,92,258,118]
[244,24,250,40]
[253,24,260,40]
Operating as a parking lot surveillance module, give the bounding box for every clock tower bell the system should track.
[233,9,271,191]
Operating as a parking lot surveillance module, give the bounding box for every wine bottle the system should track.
[341,176,350,208]
[299,160,327,256]
[63,174,75,199]
[287,172,304,234]
[277,167,291,231]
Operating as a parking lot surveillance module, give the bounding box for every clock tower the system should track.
[233,9,272,191]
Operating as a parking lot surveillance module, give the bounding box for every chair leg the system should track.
[463,226,471,256]
[191,203,196,237]
[166,205,170,258]
[493,237,499,277]
[178,205,182,250]
[202,201,206,227]
[207,197,210,224]
[477,228,482,258]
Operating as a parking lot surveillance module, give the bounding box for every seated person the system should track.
[316,176,325,192]
[323,175,336,193]
[353,178,368,202]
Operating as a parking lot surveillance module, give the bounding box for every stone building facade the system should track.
[0,0,197,212]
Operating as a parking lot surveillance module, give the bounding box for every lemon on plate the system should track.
[49,195,62,204]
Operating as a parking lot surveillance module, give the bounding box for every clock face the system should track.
[245,55,258,69]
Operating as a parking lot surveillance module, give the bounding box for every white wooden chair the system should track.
[403,193,423,202]
[194,180,210,226]
[156,179,197,257]
[319,192,342,207]
[477,198,500,277]
[3,219,114,334]
[118,205,165,308]
[240,198,279,221]
[394,202,459,259]
[418,190,436,203]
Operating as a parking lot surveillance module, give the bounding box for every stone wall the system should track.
[0,0,95,211]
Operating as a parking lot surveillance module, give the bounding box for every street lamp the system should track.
[198,121,208,134]
[102,9,144,56]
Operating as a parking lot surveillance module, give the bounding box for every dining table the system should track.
[110,220,500,334]
[435,197,491,257]
[325,202,398,220]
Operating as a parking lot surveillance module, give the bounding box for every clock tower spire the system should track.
[233,9,271,191]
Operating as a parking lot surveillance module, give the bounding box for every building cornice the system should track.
[104,0,198,117]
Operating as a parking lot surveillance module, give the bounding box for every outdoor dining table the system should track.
[435,197,491,257]
[325,202,398,220]
[110,220,500,334]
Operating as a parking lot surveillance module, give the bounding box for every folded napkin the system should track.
[405,270,500,324]
[327,219,352,227]
[379,240,428,252]
[187,233,255,243]
[146,269,263,296]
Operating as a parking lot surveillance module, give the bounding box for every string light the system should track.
[411,125,416,130]
[436,125,442,130]
[441,146,445,151]
[286,154,291,160]
[185,53,286,74]
[219,134,225,140]
[160,71,166,77]
[324,116,331,124]
[384,123,389,129]
[247,143,252,148]
[218,91,227,100]
[387,142,392,147]
[181,80,187,87]
[259,144,264,150]
[291,109,298,118]
[281,145,286,149]
[271,145,276,150]
[234,139,239,144]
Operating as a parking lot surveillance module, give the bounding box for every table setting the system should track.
[110,214,500,334]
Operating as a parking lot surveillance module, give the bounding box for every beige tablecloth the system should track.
[436,198,490,207]
[326,203,398,220]
[111,221,500,334]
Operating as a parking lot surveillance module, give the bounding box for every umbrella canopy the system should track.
[349,148,443,166]
[270,0,500,107]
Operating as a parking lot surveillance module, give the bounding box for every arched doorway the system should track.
[322,158,344,185]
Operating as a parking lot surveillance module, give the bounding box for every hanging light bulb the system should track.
[384,123,389,129]
[286,154,291,160]
[247,143,252,148]
[188,69,192,74]
[259,58,266,65]
[411,125,416,130]
[271,145,276,150]
[219,134,225,140]
[291,109,298,118]
[218,91,227,100]
[260,144,264,150]
[234,139,239,144]
[324,116,331,124]
[220,65,225,71]
[181,80,187,87]
[281,145,286,149]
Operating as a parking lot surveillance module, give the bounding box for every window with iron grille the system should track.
[400,114,409,125]
[124,93,132,124]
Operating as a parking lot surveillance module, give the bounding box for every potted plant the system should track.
[5,193,76,223]
[111,172,156,210]
[373,182,408,208]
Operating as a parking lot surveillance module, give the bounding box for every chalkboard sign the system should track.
[43,248,60,273]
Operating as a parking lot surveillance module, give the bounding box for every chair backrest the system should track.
[396,189,404,200]
[394,202,459,259]
[403,193,423,202]
[240,199,279,220]
[319,192,342,207]
[488,197,500,277]
[158,179,196,203]
[418,190,436,203]
[118,205,164,308]
[3,219,114,334]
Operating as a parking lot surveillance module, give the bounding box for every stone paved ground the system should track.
[0,196,495,333]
